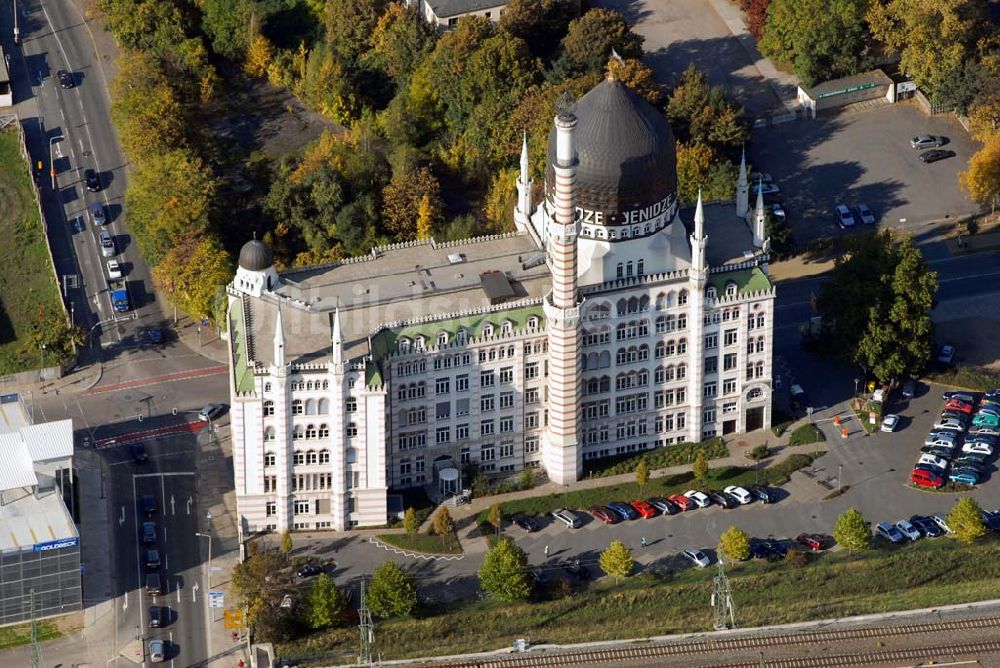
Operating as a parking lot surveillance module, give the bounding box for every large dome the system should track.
[238,239,274,271]
[546,78,676,225]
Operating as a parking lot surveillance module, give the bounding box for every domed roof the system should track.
[546,78,676,224]
[238,239,274,272]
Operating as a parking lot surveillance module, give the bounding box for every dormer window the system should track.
[726,282,738,297]
[483,324,494,338]
[502,320,513,335]
[398,338,411,353]
[457,328,468,344]
[437,331,449,346]
[706,286,717,299]
[527,316,539,330]
[415,336,426,351]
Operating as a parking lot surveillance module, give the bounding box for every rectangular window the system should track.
[703,408,716,424]
[499,443,514,458]
[525,412,539,429]
[723,377,737,395]
[480,370,495,387]
[499,367,514,384]
[346,423,357,437]
[461,446,470,463]
[525,362,539,379]
[525,388,539,404]
[724,328,738,346]
[436,401,450,420]
[480,445,495,461]
[265,501,276,517]
[436,427,450,444]
[722,401,738,414]
[525,436,539,453]
[456,398,470,416]
[704,382,717,398]
[455,423,469,441]
[704,356,717,373]
[677,388,686,404]
[500,416,514,433]
[481,394,495,412]
[723,353,738,371]
[436,378,450,394]
[499,391,514,409]
[294,500,310,515]
[480,420,495,436]
[705,333,718,349]
[456,374,469,392]
[345,397,357,413]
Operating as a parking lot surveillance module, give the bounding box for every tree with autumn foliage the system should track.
[153,233,232,321]
[245,34,275,78]
[109,50,188,162]
[606,57,665,106]
[382,165,444,241]
[960,135,1000,210]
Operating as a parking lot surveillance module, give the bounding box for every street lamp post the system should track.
[13,0,20,45]
[853,378,859,398]
[838,464,843,493]
[38,343,46,381]
[49,135,63,190]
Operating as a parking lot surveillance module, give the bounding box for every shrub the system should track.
[788,424,825,446]
[746,444,770,461]
[583,439,729,478]
[948,497,987,545]
[599,540,634,583]
[833,508,871,552]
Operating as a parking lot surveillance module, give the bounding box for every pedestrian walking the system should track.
[544,545,549,557]
[641,535,647,548]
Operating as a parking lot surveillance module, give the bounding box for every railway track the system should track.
[413,615,1000,667]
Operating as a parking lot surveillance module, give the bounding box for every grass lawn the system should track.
[0,128,66,374]
[376,531,462,555]
[477,453,822,522]
[276,536,1000,663]
[926,365,1000,392]
[583,439,729,478]
[788,424,825,446]
[0,620,61,650]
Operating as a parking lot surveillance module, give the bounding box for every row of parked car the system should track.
[910,390,1000,488]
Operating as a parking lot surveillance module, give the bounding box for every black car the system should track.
[981,511,1000,533]
[512,515,539,532]
[707,490,737,509]
[919,149,955,164]
[954,453,989,467]
[146,327,164,344]
[149,605,167,628]
[296,564,323,578]
[909,515,944,538]
[562,561,590,581]
[131,443,148,463]
[748,485,773,504]
[84,169,101,192]
[57,69,74,88]
[648,497,680,515]
[749,538,786,561]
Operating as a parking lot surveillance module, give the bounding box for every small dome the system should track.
[546,78,676,225]
[238,240,274,272]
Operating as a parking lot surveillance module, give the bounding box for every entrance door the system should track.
[746,407,764,432]
[722,419,737,435]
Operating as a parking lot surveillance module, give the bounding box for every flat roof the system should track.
[801,69,892,98]
[685,202,766,268]
[0,488,78,552]
[0,393,31,434]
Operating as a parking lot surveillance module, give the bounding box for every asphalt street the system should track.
[0,0,165,362]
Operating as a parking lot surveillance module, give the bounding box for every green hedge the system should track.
[583,438,729,478]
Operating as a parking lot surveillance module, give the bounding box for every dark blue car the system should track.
[606,501,639,521]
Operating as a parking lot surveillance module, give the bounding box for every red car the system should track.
[667,493,694,510]
[944,399,974,414]
[795,533,825,552]
[911,467,945,488]
[589,505,618,524]
[630,499,658,519]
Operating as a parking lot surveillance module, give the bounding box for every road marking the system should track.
[119,506,124,526]
[187,496,192,515]
[176,583,180,604]
[94,422,207,448]
[170,494,175,516]
[192,582,199,603]
[85,365,228,396]
[131,475,147,651]
[165,553,169,571]
[123,593,127,611]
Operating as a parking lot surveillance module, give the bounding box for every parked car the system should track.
[551,508,584,528]
[91,201,107,226]
[875,521,904,543]
[940,410,971,423]
[198,403,224,421]
[296,564,323,578]
[962,441,994,456]
[668,494,695,511]
[954,453,990,467]
[909,515,944,538]
[931,515,953,533]
[562,561,590,581]
[754,538,787,560]
[949,468,981,485]
[99,230,115,257]
[795,534,825,551]
[606,502,639,521]
[106,259,123,279]
[142,521,157,544]
[916,454,949,471]
[513,515,540,532]
[85,168,101,192]
[142,494,156,515]
[648,497,680,515]
[588,506,618,525]
[790,384,811,410]
[881,414,900,432]
[630,499,658,519]
[919,149,955,163]
[149,638,166,663]
[835,204,855,229]
[942,391,975,403]
[901,380,916,399]
[57,69,74,88]
[527,569,548,586]
[933,417,967,432]
[922,446,955,460]
[966,433,998,446]
[981,511,1000,533]
[683,490,711,508]
[911,468,944,488]
[681,549,711,568]
[855,203,876,225]
[145,327,164,345]
[707,489,738,509]
[924,433,958,448]
[723,486,753,505]
[895,520,921,541]
[911,134,944,149]
[945,399,974,414]
[748,485,774,504]
[938,345,956,365]
[970,425,1000,437]
[756,182,780,195]
[977,406,1000,419]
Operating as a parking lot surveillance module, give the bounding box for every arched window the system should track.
[655,366,666,383]
[616,298,627,315]
[616,263,624,279]
[438,331,449,346]
[639,295,650,311]
[457,328,468,344]
[319,450,330,464]
[306,381,314,391]
[755,361,765,377]
[263,400,274,417]
[664,365,675,381]
[527,316,539,330]
[637,369,649,385]
[747,387,763,401]
[726,282,738,297]
[319,424,330,438]
[292,425,304,439]
[291,399,303,415]
[398,338,411,353]
[599,351,611,368]
[263,427,275,442]
[304,399,316,415]
[655,292,667,310]
[306,450,318,465]
[626,260,634,277]
[678,290,688,305]
[665,340,675,356]
[322,380,329,390]
[706,286,717,300]
[588,353,599,369]
[318,398,330,414]
[305,424,317,439]
[757,337,766,353]
[677,363,687,379]
[655,341,665,359]
[628,297,639,313]
[483,323,495,338]
[677,338,687,354]
[294,451,305,465]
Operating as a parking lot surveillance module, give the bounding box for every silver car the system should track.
[911,135,943,149]
[855,203,875,225]
[835,204,855,229]
[149,638,165,662]
[99,231,115,258]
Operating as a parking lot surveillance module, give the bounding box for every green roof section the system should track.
[370,304,545,363]
[366,363,383,389]
[707,266,772,296]
[229,298,255,395]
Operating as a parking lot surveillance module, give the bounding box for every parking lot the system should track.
[750,103,982,243]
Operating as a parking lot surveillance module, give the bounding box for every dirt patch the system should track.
[935,316,1000,371]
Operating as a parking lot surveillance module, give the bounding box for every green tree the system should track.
[367,562,417,617]
[635,460,649,495]
[487,503,503,536]
[477,537,532,601]
[557,9,644,76]
[325,0,390,64]
[403,507,419,537]
[764,209,794,259]
[281,530,293,554]
[99,0,189,54]
[867,0,987,96]
[153,233,232,321]
[718,526,751,561]
[109,51,188,163]
[667,64,748,152]
[303,574,348,629]
[232,547,297,640]
[433,506,454,539]
[200,0,254,59]
[948,497,987,545]
[759,0,871,87]
[599,540,634,583]
[498,0,574,59]
[833,507,871,552]
[692,449,709,483]
[367,3,437,88]
[381,165,443,240]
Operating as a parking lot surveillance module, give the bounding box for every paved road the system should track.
[0,0,166,360]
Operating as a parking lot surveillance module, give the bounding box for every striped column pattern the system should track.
[544,112,582,485]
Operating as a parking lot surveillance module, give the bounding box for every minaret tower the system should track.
[752,177,766,249]
[735,147,749,219]
[514,132,533,232]
[542,107,582,485]
[687,191,708,443]
[271,306,291,531]
[327,306,348,529]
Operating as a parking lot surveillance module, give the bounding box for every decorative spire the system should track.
[694,189,705,240]
[753,177,767,249]
[520,131,529,173]
[331,306,343,365]
[738,146,748,185]
[735,146,749,219]
[273,305,285,369]
[690,190,708,278]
